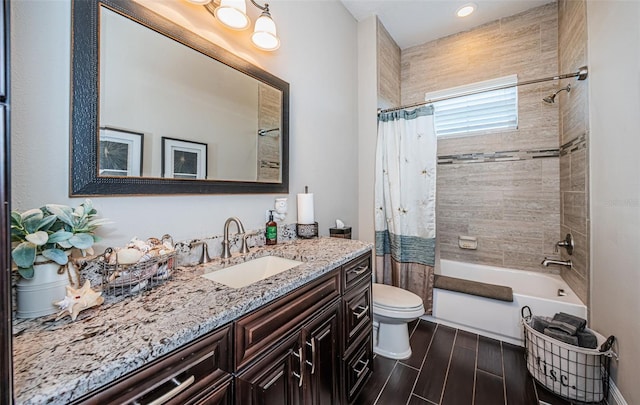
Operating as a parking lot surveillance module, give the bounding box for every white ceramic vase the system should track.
[15,256,69,318]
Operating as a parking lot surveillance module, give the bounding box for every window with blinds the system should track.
[425,75,518,137]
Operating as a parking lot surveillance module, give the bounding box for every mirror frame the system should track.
[70,0,289,195]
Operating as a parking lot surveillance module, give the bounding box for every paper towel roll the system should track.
[297,193,315,224]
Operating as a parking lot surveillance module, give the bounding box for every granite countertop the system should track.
[12,237,373,405]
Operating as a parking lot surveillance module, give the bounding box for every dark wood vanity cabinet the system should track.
[235,269,342,405]
[72,250,372,405]
[236,251,372,405]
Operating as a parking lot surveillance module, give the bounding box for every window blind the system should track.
[425,75,518,137]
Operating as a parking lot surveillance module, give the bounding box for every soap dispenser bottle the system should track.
[266,210,277,245]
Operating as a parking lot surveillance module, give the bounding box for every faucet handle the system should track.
[555,233,574,255]
[200,242,211,264]
[239,234,250,254]
[190,240,212,264]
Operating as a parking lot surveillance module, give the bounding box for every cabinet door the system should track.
[303,301,341,405]
[236,333,304,405]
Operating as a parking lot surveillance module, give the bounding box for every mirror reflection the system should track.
[98,6,282,183]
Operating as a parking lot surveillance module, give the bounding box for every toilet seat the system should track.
[372,284,424,318]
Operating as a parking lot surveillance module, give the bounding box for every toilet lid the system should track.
[373,283,424,310]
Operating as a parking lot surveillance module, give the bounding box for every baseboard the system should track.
[608,379,627,405]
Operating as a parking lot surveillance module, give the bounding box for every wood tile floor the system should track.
[354,319,587,405]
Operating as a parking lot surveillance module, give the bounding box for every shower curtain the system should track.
[375,105,436,314]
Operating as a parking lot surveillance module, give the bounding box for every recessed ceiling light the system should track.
[456,3,476,18]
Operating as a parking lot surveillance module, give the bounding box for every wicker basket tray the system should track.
[99,250,174,296]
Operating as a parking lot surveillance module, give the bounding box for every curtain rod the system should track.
[377,66,588,115]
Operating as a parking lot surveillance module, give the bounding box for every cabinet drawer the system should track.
[191,376,233,405]
[75,324,232,405]
[235,268,341,370]
[342,279,372,354]
[343,333,373,404]
[342,252,371,292]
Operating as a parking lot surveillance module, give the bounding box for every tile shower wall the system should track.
[399,2,561,272]
[377,19,401,109]
[558,0,589,304]
[257,83,281,182]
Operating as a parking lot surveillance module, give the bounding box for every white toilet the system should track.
[372,283,425,360]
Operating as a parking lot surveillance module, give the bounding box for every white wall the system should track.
[357,16,378,243]
[587,1,640,403]
[10,0,359,249]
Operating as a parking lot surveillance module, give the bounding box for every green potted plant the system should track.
[10,199,109,318]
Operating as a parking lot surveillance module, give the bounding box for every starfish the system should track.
[55,280,104,321]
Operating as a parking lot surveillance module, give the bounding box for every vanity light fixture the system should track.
[456,3,476,18]
[188,0,280,51]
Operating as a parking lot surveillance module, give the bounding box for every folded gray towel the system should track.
[544,327,579,346]
[577,329,598,349]
[530,315,552,333]
[548,312,587,335]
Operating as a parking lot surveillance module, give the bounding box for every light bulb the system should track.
[456,3,476,18]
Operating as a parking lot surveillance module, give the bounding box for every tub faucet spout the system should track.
[541,258,572,268]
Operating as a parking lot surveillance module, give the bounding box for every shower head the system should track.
[543,84,571,104]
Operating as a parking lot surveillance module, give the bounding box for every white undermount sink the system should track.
[201,256,303,288]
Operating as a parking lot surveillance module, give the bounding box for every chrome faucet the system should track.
[221,217,250,259]
[541,258,572,268]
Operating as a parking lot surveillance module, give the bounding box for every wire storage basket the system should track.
[521,306,616,404]
[97,235,175,296]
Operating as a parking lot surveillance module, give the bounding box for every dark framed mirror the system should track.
[71,0,289,195]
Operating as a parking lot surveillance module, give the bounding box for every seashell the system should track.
[117,248,144,265]
[129,238,151,253]
[147,237,162,246]
[147,247,163,257]
[55,280,104,321]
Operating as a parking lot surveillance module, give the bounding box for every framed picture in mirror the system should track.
[161,137,207,180]
[99,127,143,177]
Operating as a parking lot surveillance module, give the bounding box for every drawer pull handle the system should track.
[349,265,369,276]
[354,359,370,378]
[354,305,369,319]
[146,375,195,405]
[306,338,317,374]
[292,347,304,387]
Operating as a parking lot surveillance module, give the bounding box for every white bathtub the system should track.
[425,259,587,346]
